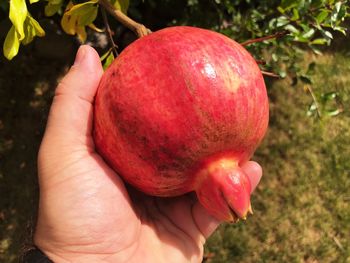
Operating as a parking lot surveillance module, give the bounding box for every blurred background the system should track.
[1,0,349,262]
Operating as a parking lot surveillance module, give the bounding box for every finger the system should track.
[192,201,221,239]
[241,161,263,193]
[192,161,263,239]
[44,45,103,141]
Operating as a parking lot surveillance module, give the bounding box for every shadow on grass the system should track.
[0,40,76,262]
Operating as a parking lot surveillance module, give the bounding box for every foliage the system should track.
[1,0,130,59]
[1,1,349,116]
[1,1,349,60]
[0,1,349,125]
[162,0,349,116]
[0,0,348,132]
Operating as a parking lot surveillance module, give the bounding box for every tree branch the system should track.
[99,0,151,38]
[101,7,118,57]
[305,84,322,118]
[255,60,266,65]
[241,31,288,46]
[261,71,281,78]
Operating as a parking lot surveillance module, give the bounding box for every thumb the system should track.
[38,45,103,181]
[43,45,103,143]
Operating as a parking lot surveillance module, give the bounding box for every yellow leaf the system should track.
[45,3,62,16]
[22,14,45,45]
[9,0,28,40]
[65,0,98,15]
[47,0,63,4]
[28,14,45,37]
[61,2,77,35]
[22,19,35,45]
[29,0,40,3]
[88,23,105,33]
[61,1,96,43]
[66,1,98,26]
[112,0,129,14]
[76,26,87,43]
[3,25,20,60]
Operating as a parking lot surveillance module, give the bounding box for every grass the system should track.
[205,52,350,262]
[0,49,349,262]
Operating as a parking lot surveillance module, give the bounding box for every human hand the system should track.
[34,45,263,263]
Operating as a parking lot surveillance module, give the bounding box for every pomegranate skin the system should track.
[93,26,269,221]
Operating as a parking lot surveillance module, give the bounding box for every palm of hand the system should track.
[34,46,262,263]
[36,137,208,263]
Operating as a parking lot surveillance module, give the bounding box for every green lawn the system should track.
[205,52,350,262]
[1,50,349,262]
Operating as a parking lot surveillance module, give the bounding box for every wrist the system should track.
[21,247,53,263]
[33,235,139,263]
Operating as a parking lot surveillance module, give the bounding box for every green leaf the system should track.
[322,91,337,101]
[29,0,39,3]
[307,102,318,116]
[300,75,313,84]
[280,0,298,10]
[331,2,342,23]
[112,0,130,14]
[310,0,324,9]
[276,16,289,27]
[334,26,347,35]
[100,49,111,61]
[311,38,328,45]
[310,45,323,55]
[291,8,299,21]
[101,49,115,70]
[272,53,278,62]
[316,10,329,24]
[270,16,289,28]
[279,70,287,78]
[3,25,20,60]
[302,28,315,39]
[285,24,299,33]
[277,6,285,14]
[306,62,316,75]
[325,109,341,116]
[323,30,333,39]
[9,0,28,40]
[294,35,309,43]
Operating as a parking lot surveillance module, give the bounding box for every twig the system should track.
[261,71,280,78]
[99,0,151,38]
[241,31,288,46]
[255,60,266,65]
[101,7,118,57]
[305,84,322,118]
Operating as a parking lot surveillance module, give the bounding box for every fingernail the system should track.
[73,45,87,66]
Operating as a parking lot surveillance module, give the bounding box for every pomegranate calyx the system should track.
[195,158,252,222]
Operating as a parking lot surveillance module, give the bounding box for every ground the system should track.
[0,43,349,262]
[205,51,350,262]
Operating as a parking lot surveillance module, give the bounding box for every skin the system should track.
[34,45,263,263]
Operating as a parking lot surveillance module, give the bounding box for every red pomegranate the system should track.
[93,26,269,222]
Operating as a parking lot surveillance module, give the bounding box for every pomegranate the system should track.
[93,26,269,221]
